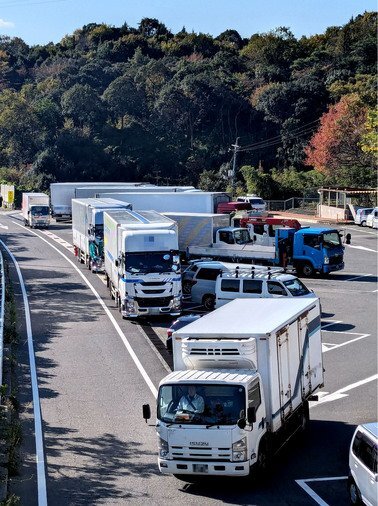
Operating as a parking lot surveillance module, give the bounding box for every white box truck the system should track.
[50,182,145,221]
[22,192,50,228]
[162,213,230,252]
[104,210,182,318]
[143,297,324,478]
[78,185,195,199]
[98,192,231,214]
[72,198,132,272]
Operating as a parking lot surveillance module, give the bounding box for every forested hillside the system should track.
[0,12,376,196]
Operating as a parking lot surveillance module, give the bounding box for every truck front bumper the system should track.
[323,262,344,274]
[121,298,181,318]
[158,458,249,477]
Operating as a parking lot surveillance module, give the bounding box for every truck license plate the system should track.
[193,464,208,473]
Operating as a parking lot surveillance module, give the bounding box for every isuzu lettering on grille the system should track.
[190,441,209,446]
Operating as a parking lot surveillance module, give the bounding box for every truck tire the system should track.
[361,220,367,227]
[202,294,215,311]
[183,280,192,295]
[348,475,362,505]
[301,262,315,277]
[300,400,310,433]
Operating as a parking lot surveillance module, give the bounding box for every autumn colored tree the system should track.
[304,94,374,181]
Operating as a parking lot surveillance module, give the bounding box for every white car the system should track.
[355,208,374,227]
[348,422,378,506]
[236,195,266,212]
[366,208,378,229]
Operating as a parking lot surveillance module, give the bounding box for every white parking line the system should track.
[310,375,378,407]
[347,245,377,253]
[322,333,370,352]
[296,476,348,506]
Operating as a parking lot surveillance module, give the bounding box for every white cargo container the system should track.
[50,182,145,221]
[76,185,194,199]
[22,192,50,228]
[98,192,231,214]
[72,198,132,272]
[104,210,182,318]
[162,212,230,252]
[144,297,323,478]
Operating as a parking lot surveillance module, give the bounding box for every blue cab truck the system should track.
[187,226,345,277]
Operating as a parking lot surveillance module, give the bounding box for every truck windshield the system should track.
[322,231,341,248]
[31,206,49,216]
[125,252,176,274]
[283,278,311,296]
[234,229,252,245]
[158,384,245,426]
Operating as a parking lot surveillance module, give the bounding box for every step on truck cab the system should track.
[104,209,182,318]
[22,192,50,228]
[144,297,324,478]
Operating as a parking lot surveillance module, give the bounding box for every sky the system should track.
[0,0,376,46]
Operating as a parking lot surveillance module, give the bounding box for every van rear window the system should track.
[221,279,240,292]
[243,280,263,294]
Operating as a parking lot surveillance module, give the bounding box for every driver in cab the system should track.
[177,386,204,414]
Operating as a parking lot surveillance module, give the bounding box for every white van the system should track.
[214,270,315,309]
[236,195,266,212]
[348,422,378,506]
[366,207,378,229]
[354,208,374,227]
[183,260,276,310]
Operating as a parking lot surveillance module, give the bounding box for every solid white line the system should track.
[296,477,347,506]
[312,374,378,406]
[321,320,342,329]
[321,334,370,352]
[12,221,158,399]
[347,245,377,253]
[342,273,372,282]
[0,239,48,506]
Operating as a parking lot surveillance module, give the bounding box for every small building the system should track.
[317,187,378,221]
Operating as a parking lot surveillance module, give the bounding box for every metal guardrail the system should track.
[265,197,319,212]
[0,250,4,388]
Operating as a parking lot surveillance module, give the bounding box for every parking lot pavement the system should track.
[296,476,349,506]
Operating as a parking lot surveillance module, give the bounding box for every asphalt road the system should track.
[0,211,376,506]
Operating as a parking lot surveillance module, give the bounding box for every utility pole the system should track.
[230,137,240,198]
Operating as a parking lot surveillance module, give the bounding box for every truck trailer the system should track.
[144,297,323,478]
[50,182,146,221]
[72,198,132,272]
[22,192,50,228]
[98,191,231,214]
[104,210,182,318]
[77,185,195,199]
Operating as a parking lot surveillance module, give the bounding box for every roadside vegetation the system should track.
[0,12,376,198]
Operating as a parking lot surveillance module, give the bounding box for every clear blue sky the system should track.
[0,0,376,46]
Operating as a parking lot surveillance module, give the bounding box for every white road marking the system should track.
[12,221,158,399]
[310,375,378,407]
[322,333,370,352]
[0,223,8,229]
[41,230,74,253]
[347,244,377,253]
[341,273,373,282]
[296,476,348,506]
[321,320,342,329]
[0,239,48,506]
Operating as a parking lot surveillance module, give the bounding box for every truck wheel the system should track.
[183,280,192,295]
[302,262,314,277]
[254,438,271,480]
[361,220,367,227]
[348,476,362,505]
[300,401,310,432]
[202,294,215,311]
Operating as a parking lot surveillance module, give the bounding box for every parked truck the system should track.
[22,192,50,228]
[72,198,132,272]
[162,213,230,252]
[98,191,231,214]
[77,185,195,199]
[50,182,146,221]
[104,210,182,318]
[143,297,323,478]
[187,225,345,276]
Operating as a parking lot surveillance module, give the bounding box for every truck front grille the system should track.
[141,289,165,294]
[170,446,232,461]
[329,255,343,265]
[140,281,166,287]
[135,296,172,308]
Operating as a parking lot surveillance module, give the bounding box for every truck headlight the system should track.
[126,298,136,312]
[158,437,169,459]
[232,437,247,462]
[324,256,329,264]
[172,296,181,309]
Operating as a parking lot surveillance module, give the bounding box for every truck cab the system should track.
[279,227,344,276]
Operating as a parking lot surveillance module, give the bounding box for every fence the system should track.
[265,197,319,212]
[0,250,4,388]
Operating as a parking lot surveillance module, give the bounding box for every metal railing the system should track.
[265,197,319,212]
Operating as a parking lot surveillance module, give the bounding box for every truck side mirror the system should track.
[142,404,151,422]
[247,406,256,424]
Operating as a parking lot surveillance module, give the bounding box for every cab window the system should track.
[220,279,240,292]
[303,235,320,249]
[248,382,261,410]
[197,268,222,281]
[267,281,288,296]
[243,280,263,294]
[219,231,234,244]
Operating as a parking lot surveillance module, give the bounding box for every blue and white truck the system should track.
[187,226,345,276]
[103,210,182,318]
